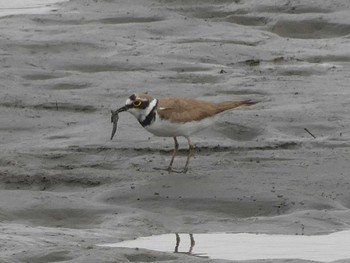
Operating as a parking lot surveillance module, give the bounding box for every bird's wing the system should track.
[157,97,256,123]
[157,97,219,123]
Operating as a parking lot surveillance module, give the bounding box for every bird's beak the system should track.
[115,105,129,113]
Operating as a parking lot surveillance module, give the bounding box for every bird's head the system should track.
[116,93,157,122]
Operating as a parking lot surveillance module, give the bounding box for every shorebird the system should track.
[112,93,256,172]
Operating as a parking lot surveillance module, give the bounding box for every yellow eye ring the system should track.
[133,100,142,107]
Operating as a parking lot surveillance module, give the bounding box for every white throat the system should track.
[128,98,157,123]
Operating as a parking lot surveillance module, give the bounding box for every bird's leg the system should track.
[183,137,193,173]
[189,234,195,253]
[174,233,180,253]
[167,136,179,171]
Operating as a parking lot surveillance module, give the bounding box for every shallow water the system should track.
[0,0,67,16]
[100,231,350,262]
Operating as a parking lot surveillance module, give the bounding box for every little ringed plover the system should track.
[112,93,256,172]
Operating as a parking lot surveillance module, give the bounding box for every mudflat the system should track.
[1,0,350,262]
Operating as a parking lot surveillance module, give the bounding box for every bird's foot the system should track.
[168,166,189,173]
[153,166,188,174]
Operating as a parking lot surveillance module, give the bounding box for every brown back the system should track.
[157,97,255,123]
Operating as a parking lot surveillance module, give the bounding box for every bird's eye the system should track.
[132,100,142,107]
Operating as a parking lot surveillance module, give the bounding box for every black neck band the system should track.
[140,100,158,127]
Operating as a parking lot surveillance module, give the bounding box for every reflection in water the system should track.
[175,233,192,253]
[100,230,350,262]
[174,233,208,258]
[174,233,194,253]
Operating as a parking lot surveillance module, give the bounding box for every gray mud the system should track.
[0,0,350,262]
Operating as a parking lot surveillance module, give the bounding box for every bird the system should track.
[113,93,256,172]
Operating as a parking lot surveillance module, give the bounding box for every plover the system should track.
[112,93,256,172]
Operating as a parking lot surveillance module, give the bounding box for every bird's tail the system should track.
[215,100,257,113]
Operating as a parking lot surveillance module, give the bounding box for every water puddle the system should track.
[100,230,350,262]
[0,0,67,17]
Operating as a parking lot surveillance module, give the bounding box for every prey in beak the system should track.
[110,105,129,140]
[110,93,152,140]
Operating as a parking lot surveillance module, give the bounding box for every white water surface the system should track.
[0,0,67,16]
[100,231,350,262]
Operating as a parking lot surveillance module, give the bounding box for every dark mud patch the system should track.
[196,141,300,154]
[14,41,100,54]
[158,0,240,5]
[304,55,350,63]
[50,82,91,90]
[225,15,270,26]
[0,171,105,190]
[23,251,72,263]
[32,16,163,26]
[11,208,107,228]
[269,18,350,39]
[160,73,221,84]
[0,100,96,112]
[53,162,116,171]
[168,66,212,73]
[99,16,163,24]
[0,126,34,132]
[274,66,325,76]
[178,198,292,217]
[254,4,334,14]
[125,253,176,262]
[0,100,27,109]
[310,140,350,149]
[238,156,293,163]
[175,38,260,46]
[19,147,119,172]
[182,7,237,20]
[235,56,294,67]
[109,141,301,157]
[45,135,72,140]
[107,196,292,218]
[33,102,96,112]
[67,145,114,154]
[22,73,65,80]
[339,194,350,209]
[66,62,152,73]
[216,89,267,96]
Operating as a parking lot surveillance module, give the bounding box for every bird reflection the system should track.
[174,233,208,258]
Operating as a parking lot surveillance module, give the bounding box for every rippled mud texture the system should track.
[0,0,350,262]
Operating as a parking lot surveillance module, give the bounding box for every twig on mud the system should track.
[304,128,316,139]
